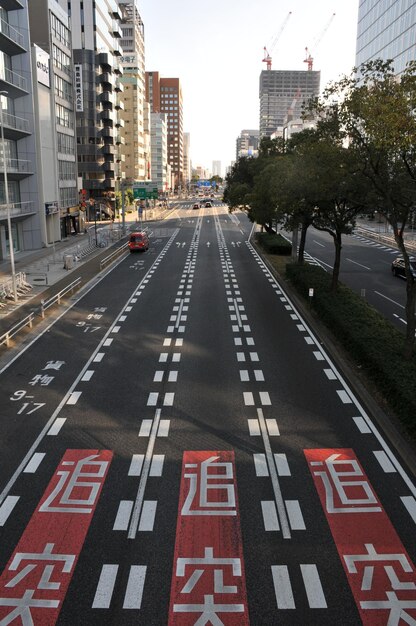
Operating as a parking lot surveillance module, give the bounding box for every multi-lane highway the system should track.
[297,226,414,331]
[0,203,415,625]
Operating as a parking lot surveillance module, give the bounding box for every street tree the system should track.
[309,59,416,356]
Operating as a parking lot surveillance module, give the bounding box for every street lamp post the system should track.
[0,91,17,303]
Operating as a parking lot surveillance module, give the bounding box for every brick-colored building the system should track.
[146,72,183,191]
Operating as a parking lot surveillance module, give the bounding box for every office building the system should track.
[259,70,320,138]
[146,72,184,191]
[212,160,221,178]
[0,0,40,259]
[183,132,191,188]
[236,130,259,160]
[355,0,416,74]
[118,1,148,183]
[29,0,80,239]
[69,0,124,212]
[150,112,167,192]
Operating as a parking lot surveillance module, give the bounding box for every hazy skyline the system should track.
[140,0,359,174]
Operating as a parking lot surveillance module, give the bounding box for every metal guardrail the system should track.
[354,226,416,252]
[100,242,128,270]
[0,312,34,347]
[40,277,81,318]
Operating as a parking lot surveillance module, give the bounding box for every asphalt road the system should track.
[300,226,413,331]
[0,205,415,625]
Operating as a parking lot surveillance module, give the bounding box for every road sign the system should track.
[133,181,158,199]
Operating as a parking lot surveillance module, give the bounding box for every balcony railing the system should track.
[1,110,29,134]
[0,157,32,175]
[0,66,27,92]
[0,200,34,218]
[0,16,24,49]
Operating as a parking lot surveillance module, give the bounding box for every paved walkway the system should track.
[0,207,171,324]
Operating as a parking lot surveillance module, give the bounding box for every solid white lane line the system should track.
[92,564,119,608]
[139,501,157,531]
[0,496,19,526]
[300,564,327,608]
[401,496,416,523]
[373,450,397,473]
[374,290,404,309]
[24,452,45,473]
[285,500,306,530]
[271,565,295,609]
[254,454,269,476]
[129,409,162,539]
[129,454,144,475]
[258,409,290,538]
[261,501,280,531]
[81,370,94,382]
[123,565,147,609]
[274,453,291,476]
[113,500,133,530]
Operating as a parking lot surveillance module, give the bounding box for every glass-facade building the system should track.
[355,0,416,74]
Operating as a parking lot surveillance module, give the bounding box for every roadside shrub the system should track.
[256,232,292,255]
[286,262,416,436]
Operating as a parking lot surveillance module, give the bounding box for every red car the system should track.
[128,231,149,252]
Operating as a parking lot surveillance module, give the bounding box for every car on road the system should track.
[193,203,200,210]
[128,231,149,252]
[391,257,416,279]
[204,200,212,208]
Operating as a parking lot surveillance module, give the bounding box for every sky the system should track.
[139,0,359,176]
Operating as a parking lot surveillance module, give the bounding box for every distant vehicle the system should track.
[128,231,149,252]
[391,257,416,279]
[193,203,200,210]
[204,201,212,208]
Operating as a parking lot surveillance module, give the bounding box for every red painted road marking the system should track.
[169,451,249,625]
[0,449,112,625]
[305,448,416,624]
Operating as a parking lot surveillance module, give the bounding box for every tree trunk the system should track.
[298,221,308,263]
[331,232,342,292]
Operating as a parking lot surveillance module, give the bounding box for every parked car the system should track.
[391,257,416,279]
[128,231,149,252]
[193,203,200,210]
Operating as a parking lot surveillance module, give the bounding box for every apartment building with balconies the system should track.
[69,0,123,214]
[0,0,40,259]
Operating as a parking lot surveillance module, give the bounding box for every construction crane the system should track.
[304,12,336,71]
[262,11,292,71]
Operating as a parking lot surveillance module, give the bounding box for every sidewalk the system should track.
[0,208,166,321]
